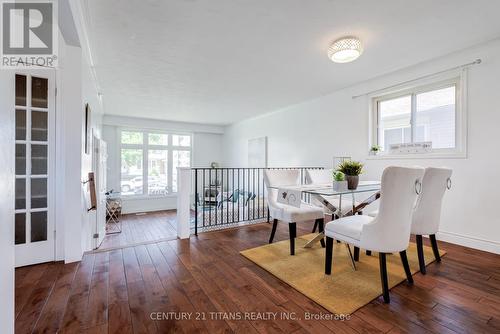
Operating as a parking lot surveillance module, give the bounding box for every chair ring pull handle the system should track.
[446,178,452,190]
[415,179,422,195]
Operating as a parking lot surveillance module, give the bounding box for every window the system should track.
[120,130,191,196]
[371,75,465,157]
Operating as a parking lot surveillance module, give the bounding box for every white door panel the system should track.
[15,69,56,267]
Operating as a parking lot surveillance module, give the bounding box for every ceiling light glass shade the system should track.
[328,37,363,63]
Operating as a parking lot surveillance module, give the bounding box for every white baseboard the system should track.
[436,231,500,255]
[122,197,177,214]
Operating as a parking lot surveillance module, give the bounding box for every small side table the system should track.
[106,193,122,234]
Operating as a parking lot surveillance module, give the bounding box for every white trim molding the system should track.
[437,230,500,255]
[103,115,225,135]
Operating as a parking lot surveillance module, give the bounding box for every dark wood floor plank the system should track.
[15,263,50,318]
[108,302,133,334]
[59,253,96,333]
[86,251,110,329]
[122,247,157,334]
[158,241,234,333]
[31,262,79,334]
[15,262,62,334]
[108,249,133,334]
[146,243,206,334]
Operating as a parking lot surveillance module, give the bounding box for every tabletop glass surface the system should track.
[269,181,381,196]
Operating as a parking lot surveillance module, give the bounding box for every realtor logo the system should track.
[1,1,58,68]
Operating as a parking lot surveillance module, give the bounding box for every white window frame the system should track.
[368,69,467,159]
[118,128,192,198]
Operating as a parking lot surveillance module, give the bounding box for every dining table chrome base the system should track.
[304,232,327,248]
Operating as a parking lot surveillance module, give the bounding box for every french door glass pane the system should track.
[148,133,168,145]
[378,95,411,151]
[31,178,47,208]
[31,77,48,108]
[121,149,143,195]
[416,86,456,149]
[148,150,168,195]
[16,109,26,140]
[31,211,48,242]
[15,178,26,209]
[16,74,27,106]
[16,144,26,175]
[31,145,48,175]
[32,111,48,141]
[15,213,26,244]
[172,135,190,147]
[121,131,143,144]
[172,150,191,192]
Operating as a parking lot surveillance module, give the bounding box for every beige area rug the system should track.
[240,234,445,315]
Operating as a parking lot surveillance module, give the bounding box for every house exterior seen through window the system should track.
[372,75,465,157]
[120,130,191,196]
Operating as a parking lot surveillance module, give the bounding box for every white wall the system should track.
[55,32,103,262]
[102,116,224,214]
[223,39,500,254]
[80,54,104,253]
[0,69,16,334]
[56,40,84,263]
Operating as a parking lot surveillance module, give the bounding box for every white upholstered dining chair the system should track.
[264,169,325,255]
[324,166,425,303]
[411,167,452,274]
[368,167,452,274]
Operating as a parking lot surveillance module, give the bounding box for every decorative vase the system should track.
[332,180,348,192]
[345,175,359,190]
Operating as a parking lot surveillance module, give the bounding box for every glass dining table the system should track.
[270,181,382,249]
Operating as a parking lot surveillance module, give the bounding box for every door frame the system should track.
[92,136,107,249]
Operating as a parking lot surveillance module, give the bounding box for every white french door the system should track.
[14,70,56,267]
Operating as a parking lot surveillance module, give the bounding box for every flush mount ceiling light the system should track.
[328,37,363,63]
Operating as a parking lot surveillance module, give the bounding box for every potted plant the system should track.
[369,145,381,155]
[332,171,348,191]
[337,160,364,190]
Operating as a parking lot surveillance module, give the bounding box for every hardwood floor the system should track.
[98,210,177,251]
[15,211,500,333]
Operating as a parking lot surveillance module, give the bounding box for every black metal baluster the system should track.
[262,168,265,220]
[220,169,224,224]
[238,168,240,223]
[257,168,260,219]
[253,169,256,220]
[194,169,198,235]
[202,169,206,229]
[226,169,229,225]
[247,169,250,220]
[231,168,236,223]
[215,169,218,226]
[209,169,212,227]
[243,168,246,221]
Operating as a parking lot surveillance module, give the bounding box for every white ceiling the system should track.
[84,0,500,125]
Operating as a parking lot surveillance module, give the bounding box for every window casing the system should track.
[119,129,191,197]
[370,72,467,158]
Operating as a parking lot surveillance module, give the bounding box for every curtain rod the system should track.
[352,58,482,99]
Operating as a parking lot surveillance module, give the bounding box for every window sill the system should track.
[366,151,467,160]
[121,194,178,201]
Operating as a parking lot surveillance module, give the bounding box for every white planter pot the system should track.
[332,180,348,192]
